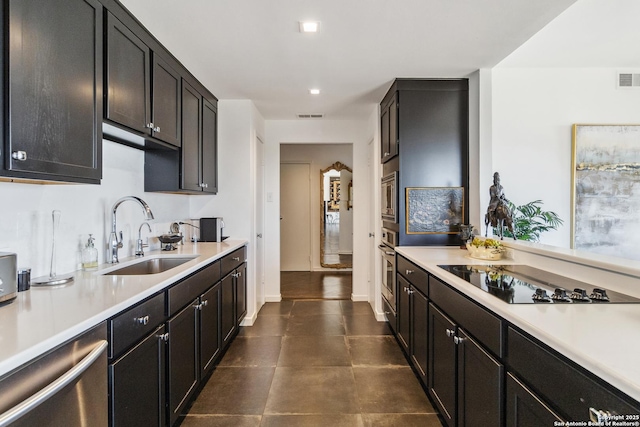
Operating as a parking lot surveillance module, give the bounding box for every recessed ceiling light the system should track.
[309,88,320,95]
[299,21,320,33]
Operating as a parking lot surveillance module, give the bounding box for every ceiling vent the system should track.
[297,113,324,119]
[617,72,640,89]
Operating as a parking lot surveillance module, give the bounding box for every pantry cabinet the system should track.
[2,0,103,184]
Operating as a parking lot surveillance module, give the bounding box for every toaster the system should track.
[0,252,17,304]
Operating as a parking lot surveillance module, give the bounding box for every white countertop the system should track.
[396,246,640,403]
[0,240,247,378]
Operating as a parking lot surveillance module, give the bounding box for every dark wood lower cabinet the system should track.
[235,263,247,324]
[411,288,428,382]
[457,329,503,427]
[506,373,563,427]
[428,303,457,427]
[109,325,166,427]
[199,283,221,375]
[167,301,198,426]
[221,273,235,347]
[396,275,411,354]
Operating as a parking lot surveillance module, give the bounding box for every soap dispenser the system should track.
[82,234,99,271]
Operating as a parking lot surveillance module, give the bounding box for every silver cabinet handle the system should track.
[232,257,240,261]
[156,333,169,342]
[0,340,107,426]
[384,311,390,315]
[146,122,154,129]
[11,151,27,161]
[405,269,414,275]
[589,408,612,423]
[384,152,390,156]
[201,299,208,307]
[135,315,150,325]
[453,336,465,345]
[403,286,409,293]
[446,329,455,337]
[407,289,414,294]
[154,126,161,132]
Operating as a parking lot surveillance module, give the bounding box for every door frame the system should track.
[279,161,312,272]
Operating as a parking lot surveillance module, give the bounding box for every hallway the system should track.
[181,299,441,426]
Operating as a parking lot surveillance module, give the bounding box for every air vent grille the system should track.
[617,72,640,88]
[297,113,324,119]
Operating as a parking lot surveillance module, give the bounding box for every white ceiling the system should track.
[120,0,579,120]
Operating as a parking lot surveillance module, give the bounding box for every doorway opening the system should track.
[280,143,353,300]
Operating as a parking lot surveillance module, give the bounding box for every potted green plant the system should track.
[493,200,563,242]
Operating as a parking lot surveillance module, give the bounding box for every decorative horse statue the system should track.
[485,200,516,240]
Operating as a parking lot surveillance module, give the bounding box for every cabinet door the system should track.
[380,102,390,162]
[221,273,236,348]
[388,94,398,159]
[167,301,199,426]
[235,264,247,324]
[201,99,218,193]
[506,373,563,427]
[396,275,411,354]
[7,0,102,182]
[181,80,202,192]
[457,329,503,427]
[411,287,428,383]
[105,12,150,134]
[152,54,181,146]
[200,283,220,375]
[428,303,456,427]
[109,325,166,427]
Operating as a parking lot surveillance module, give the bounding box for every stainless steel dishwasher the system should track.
[0,323,108,427]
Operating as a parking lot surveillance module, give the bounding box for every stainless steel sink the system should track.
[102,257,196,275]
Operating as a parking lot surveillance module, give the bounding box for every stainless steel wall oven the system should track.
[379,228,397,312]
[381,172,398,223]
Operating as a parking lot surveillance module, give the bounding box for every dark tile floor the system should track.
[181,300,442,426]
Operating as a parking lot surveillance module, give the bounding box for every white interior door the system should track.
[280,163,311,271]
[255,137,265,306]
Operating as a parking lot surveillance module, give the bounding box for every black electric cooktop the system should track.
[437,264,640,304]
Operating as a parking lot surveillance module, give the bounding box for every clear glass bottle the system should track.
[82,234,99,271]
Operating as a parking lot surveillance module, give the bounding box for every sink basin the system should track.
[102,257,196,275]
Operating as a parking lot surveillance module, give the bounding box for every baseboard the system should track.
[375,311,387,322]
[240,311,257,326]
[265,294,282,302]
[351,294,369,302]
[338,251,353,255]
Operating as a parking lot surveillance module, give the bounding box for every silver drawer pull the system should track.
[406,269,414,275]
[0,340,107,426]
[135,315,149,325]
[453,336,465,345]
[589,408,612,423]
[156,333,169,342]
[12,151,27,161]
[232,256,240,261]
[201,299,208,307]
[445,328,455,337]
[146,122,154,129]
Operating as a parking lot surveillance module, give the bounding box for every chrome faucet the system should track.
[109,196,154,263]
[135,222,152,257]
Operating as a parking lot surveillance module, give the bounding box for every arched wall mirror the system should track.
[320,161,353,268]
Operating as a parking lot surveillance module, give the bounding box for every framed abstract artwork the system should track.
[571,124,640,260]
[406,187,463,234]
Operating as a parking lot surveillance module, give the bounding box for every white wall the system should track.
[191,99,265,324]
[491,68,640,247]
[280,143,353,270]
[0,141,199,278]
[264,118,374,302]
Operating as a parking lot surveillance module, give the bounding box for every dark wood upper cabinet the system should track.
[3,0,103,183]
[181,80,202,192]
[201,99,218,194]
[152,54,182,147]
[105,12,151,135]
[380,93,398,163]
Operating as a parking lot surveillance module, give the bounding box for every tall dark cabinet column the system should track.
[380,79,469,246]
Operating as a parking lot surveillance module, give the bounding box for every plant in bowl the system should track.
[466,237,506,260]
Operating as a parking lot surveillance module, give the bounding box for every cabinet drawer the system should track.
[167,261,220,315]
[507,326,640,421]
[382,295,396,334]
[429,275,503,357]
[108,292,166,359]
[221,246,246,278]
[397,255,428,296]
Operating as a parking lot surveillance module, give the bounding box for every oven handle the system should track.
[378,245,395,256]
[0,340,108,426]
